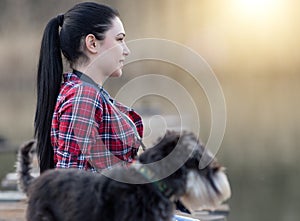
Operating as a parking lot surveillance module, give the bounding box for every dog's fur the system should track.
[17,131,231,221]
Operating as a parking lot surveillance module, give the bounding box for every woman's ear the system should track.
[85,34,98,54]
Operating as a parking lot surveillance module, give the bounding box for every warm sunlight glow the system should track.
[239,0,274,9]
[232,0,283,21]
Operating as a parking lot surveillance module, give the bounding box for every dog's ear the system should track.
[139,131,180,164]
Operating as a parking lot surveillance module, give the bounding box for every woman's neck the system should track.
[74,65,107,86]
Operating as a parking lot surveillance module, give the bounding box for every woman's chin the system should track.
[109,69,122,78]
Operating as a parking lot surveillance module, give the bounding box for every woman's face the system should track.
[94,17,130,80]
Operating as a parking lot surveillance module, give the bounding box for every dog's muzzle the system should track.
[180,169,231,212]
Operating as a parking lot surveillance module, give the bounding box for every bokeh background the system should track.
[0,0,299,221]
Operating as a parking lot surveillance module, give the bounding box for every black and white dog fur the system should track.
[17,131,231,221]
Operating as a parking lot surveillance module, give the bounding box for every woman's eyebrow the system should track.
[116,33,126,37]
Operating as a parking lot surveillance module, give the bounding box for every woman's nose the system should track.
[123,42,130,56]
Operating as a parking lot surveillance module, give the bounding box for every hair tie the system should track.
[57,14,64,27]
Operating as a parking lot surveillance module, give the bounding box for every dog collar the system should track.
[131,161,174,199]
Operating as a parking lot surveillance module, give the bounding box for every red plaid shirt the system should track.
[51,72,143,172]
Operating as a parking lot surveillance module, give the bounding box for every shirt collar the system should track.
[70,70,112,101]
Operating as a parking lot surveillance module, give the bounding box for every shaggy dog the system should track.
[17,131,231,221]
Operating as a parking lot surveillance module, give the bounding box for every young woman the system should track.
[34,2,144,173]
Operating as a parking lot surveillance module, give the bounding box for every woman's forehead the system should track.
[107,17,126,37]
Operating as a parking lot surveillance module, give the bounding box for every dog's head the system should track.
[138,131,231,212]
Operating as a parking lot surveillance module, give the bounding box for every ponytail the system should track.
[34,16,63,173]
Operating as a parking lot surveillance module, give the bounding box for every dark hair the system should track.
[34,2,119,173]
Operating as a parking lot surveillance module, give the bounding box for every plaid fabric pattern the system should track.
[51,72,143,172]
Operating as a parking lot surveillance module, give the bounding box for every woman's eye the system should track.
[117,38,124,42]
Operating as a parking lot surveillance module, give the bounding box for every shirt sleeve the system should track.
[56,84,124,170]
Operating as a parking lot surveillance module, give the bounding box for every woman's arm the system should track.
[56,84,121,170]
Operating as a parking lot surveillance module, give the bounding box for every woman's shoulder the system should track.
[57,73,104,107]
[61,73,102,97]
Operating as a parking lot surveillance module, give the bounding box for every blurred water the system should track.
[0,151,17,190]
